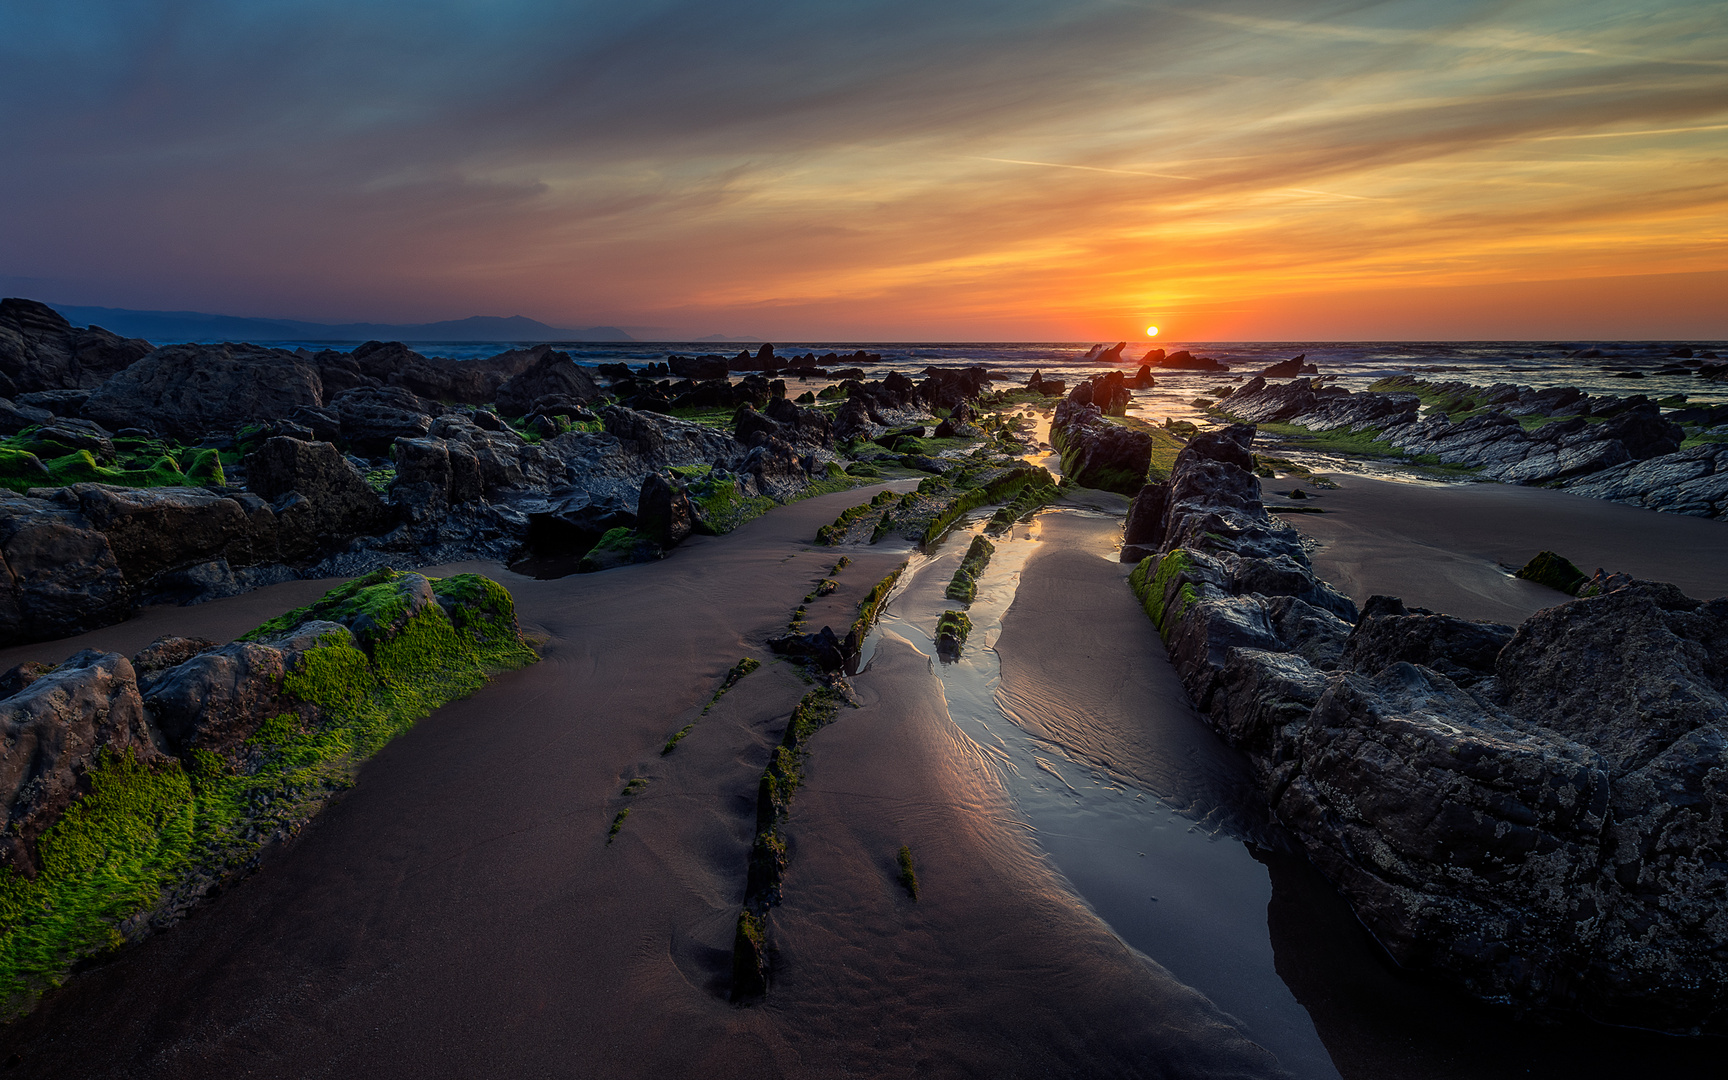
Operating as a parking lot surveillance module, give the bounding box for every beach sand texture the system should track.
[0,475,1724,1078]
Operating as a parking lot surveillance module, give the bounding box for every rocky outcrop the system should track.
[1259,355,1316,378]
[345,340,540,404]
[0,494,131,645]
[494,350,602,417]
[244,437,392,560]
[1152,350,1228,373]
[0,298,152,397]
[82,343,324,440]
[1049,396,1152,495]
[1127,421,1728,1032]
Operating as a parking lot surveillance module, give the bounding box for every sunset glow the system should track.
[1146,327,1159,338]
[3,1,1725,340]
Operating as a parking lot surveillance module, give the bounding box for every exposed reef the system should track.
[1223,373,1726,519]
[1125,423,1728,1032]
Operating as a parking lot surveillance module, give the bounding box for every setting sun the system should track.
[1145,326,1159,337]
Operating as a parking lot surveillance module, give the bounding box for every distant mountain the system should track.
[696,333,766,343]
[50,304,634,344]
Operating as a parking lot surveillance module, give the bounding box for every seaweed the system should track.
[944,534,996,603]
[896,845,920,900]
[1517,550,1588,596]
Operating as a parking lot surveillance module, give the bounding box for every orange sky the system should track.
[3,1,1725,339]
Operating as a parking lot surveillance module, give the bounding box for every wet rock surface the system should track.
[1128,421,1728,1032]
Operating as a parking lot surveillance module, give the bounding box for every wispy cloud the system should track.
[0,0,1724,337]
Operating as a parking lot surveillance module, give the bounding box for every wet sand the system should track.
[0,484,1283,1079]
[1270,474,1728,622]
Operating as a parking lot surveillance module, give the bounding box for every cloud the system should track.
[1,0,1724,336]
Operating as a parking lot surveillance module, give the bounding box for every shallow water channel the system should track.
[851,492,1727,1079]
[858,510,1344,1079]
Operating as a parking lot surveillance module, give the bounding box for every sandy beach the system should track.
[0,470,1725,1078]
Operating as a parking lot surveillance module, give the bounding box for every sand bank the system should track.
[1270,473,1728,623]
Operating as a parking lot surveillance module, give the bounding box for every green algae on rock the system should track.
[935,610,972,659]
[1516,550,1589,596]
[944,534,996,603]
[0,568,536,1019]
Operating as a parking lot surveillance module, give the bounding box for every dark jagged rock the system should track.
[762,396,834,448]
[1130,420,1728,1031]
[56,484,258,588]
[916,367,992,411]
[1516,550,1588,595]
[1079,342,1126,364]
[1119,482,1168,563]
[348,340,541,405]
[1341,610,1513,686]
[669,354,729,381]
[244,437,392,562]
[1259,354,1316,378]
[1153,350,1229,373]
[1049,399,1152,495]
[16,389,91,416]
[768,626,846,671]
[0,298,153,396]
[1124,364,1155,390]
[494,350,602,417]
[130,636,220,689]
[0,494,131,645]
[636,472,693,549]
[143,640,292,753]
[82,343,324,441]
[390,437,483,519]
[329,385,434,456]
[1026,370,1066,397]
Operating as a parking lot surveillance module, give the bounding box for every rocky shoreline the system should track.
[1123,424,1728,1033]
[0,298,1047,650]
[1220,372,1728,519]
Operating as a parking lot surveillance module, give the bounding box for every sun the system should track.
[1145,325,1159,337]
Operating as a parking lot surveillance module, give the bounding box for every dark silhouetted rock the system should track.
[0,298,153,395]
[83,343,324,441]
[0,495,131,646]
[243,437,391,561]
[636,472,693,549]
[329,385,434,456]
[495,351,602,416]
[669,354,729,380]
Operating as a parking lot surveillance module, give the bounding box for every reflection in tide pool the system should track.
[866,512,1342,1080]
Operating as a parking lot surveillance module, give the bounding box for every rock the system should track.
[0,494,132,645]
[762,396,834,447]
[61,484,258,586]
[243,437,391,561]
[389,437,483,519]
[1124,364,1155,390]
[0,298,153,395]
[348,340,537,404]
[636,472,694,549]
[669,354,730,380]
[130,636,220,689]
[1120,482,1168,563]
[329,385,434,456]
[16,389,92,416]
[742,437,812,502]
[0,662,49,699]
[142,641,290,753]
[28,417,115,457]
[0,650,163,875]
[768,626,847,671]
[1049,399,1152,495]
[1342,611,1514,686]
[1259,355,1313,378]
[1079,342,1126,364]
[833,396,879,441]
[0,398,53,435]
[495,351,602,416]
[1154,350,1229,373]
[916,367,992,411]
[1026,370,1066,397]
[1515,550,1588,595]
[82,343,324,441]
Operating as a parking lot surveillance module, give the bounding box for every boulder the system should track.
[636,472,694,549]
[1120,482,1168,562]
[762,396,834,447]
[1154,350,1228,372]
[130,636,220,690]
[82,343,324,440]
[669,354,730,381]
[243,437,391,561]
[0,495,132,645]
[329,385,434,456]
[1049,399,1152,495]
[143,641,290,753]
[1342,611,1514,686]
[60,484,258,586]
[495,351,602,416]
[0,650,163,875]
[0,298,153,395]
[768,626,847,671]
[1259,355,1316,378]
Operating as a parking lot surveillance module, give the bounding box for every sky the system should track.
[2,0,1725,341]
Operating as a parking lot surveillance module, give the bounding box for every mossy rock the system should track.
[935,610,971,659]
[1517,550,1588,596]
[0,570,535,1017]
[577,528,663,572]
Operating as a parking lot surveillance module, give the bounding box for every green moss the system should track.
[0,569,535,1016]
[896,844,920,900]
[621,778,649,797]
[702,656,761,715]
[920,466,1053,546]
[935,610,971,656]
[661,724,695,755]
[1517,550,1588,596]
[608,809,630,843]
[944,534,995,603]
[847,563,907,648]
[1128,551,1197,637]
